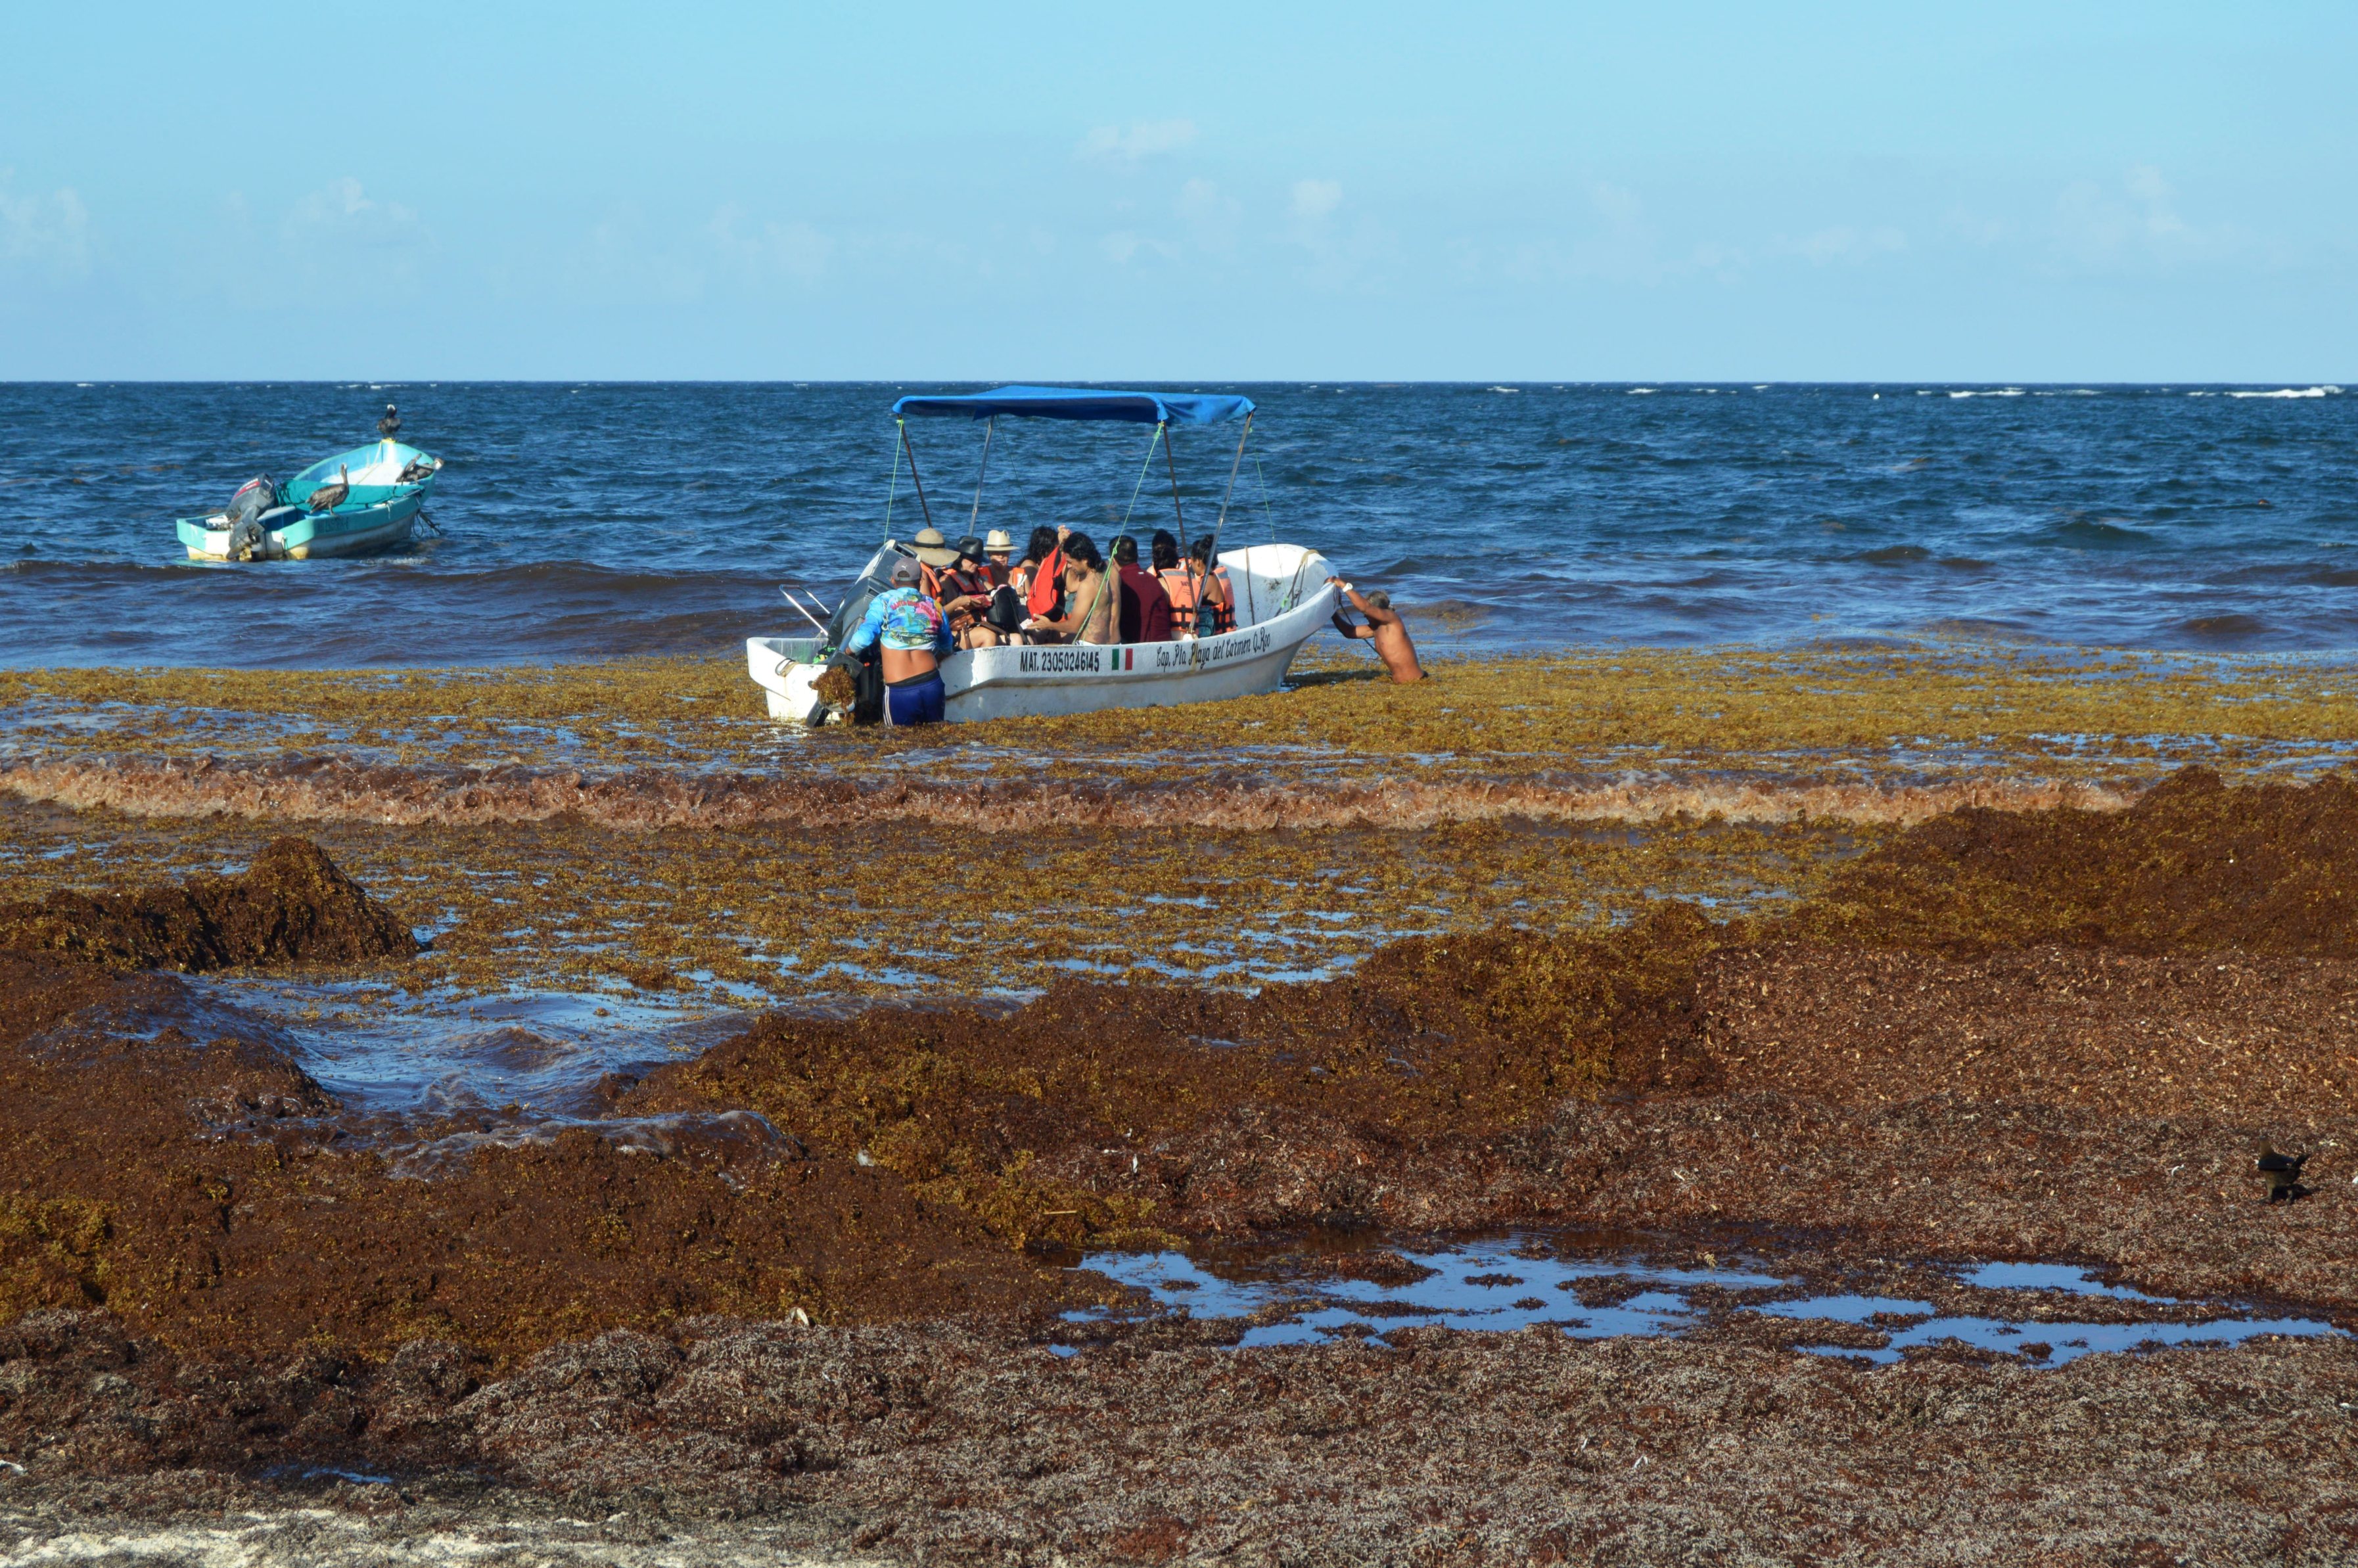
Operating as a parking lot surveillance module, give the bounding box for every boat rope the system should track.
[1117,421,1165,536]
[967,415,995,534]
[883,422,906,536]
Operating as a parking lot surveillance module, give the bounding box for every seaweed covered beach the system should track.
[7,647,2358,1563]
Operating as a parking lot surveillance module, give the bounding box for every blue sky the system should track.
[3,3,2351,380]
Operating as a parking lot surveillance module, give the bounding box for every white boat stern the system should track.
[746,636,830,724]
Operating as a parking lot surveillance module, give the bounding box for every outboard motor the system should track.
[221,476,299,561]
[224,476,279,531]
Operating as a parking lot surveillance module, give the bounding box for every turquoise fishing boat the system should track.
[177,434,444,562]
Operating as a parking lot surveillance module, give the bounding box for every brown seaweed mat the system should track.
[6,769,2358,1562]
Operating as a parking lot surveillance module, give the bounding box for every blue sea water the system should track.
[0,380,2351,667]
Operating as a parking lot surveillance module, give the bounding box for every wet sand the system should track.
[7,716,2358,1559]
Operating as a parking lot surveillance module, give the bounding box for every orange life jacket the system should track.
[1196,565,1236,633]
[1157,565,1199,631]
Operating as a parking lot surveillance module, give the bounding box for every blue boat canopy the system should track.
[891,385,1254,426]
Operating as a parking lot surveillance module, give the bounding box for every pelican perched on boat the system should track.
[305,465,352,513]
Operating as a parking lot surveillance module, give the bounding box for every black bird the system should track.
[377,403,402,439]
[2257,1145,2310,1203]
[306,463,352,513]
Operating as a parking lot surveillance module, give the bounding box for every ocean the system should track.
[0,380,2351,667]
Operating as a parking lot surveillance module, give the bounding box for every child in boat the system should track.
[1329,578,1425,683]
[843,556,955,724]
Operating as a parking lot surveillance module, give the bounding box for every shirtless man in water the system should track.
[1329,577,1425,683]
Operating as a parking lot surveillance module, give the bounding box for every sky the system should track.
[2,2,2353,381]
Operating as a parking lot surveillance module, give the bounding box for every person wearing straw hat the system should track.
[981,529,1017,587]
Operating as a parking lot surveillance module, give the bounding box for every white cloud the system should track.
[1098,229,1176,266]
[1289,179,1343,223]
[708,205,835,283]
[0,171,92,275]
[2050,165,2250,271]
[1175,177,1240,254]
[283,177,423,249]
[1776,225,1908,265]
[1282,179,1391,290]
[1076,119,1198,168]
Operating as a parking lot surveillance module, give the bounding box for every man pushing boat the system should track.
[1329,578,1426,683]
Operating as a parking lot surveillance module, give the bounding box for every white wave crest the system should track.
[2227,386,2342,399]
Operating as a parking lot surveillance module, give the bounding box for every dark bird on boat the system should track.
[377,404,402,438]
[306,464,351,513]
[2257,1145,2310,1203]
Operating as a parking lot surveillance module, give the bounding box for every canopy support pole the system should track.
[1197,413,1253,636]
[967,415,995,535]
[896,418,938,534]
[1161,428,1188,565]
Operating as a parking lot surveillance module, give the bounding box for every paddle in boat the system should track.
[746,386,1339,726]
[177,407,444,562]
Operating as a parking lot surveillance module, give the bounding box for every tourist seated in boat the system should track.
[843,556,954,724]
[981,530,1017,588]
[1190,536,1237,634]
[1111,535,1174,643]
[1023,530,1117,645]
[1013,525,1064,627]
[1152,530,1199,634]
[935,536,1003,649]
[1329,576,1426,683]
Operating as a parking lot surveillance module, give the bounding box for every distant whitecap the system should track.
[2227,386,2342,399]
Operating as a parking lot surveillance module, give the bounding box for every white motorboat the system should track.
[745,385,1342,727]
[749,540,1337,725]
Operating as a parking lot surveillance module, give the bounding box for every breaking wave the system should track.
[0,756,2137,832]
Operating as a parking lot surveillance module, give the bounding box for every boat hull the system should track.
[178,490,424,561]
[174,439,441,561]
[748,545,1339,726]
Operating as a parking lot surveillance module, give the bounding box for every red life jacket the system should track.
[1025,548,1065,618]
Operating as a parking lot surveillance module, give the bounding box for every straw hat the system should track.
[983,528,1015,554]
[910,526,960,568]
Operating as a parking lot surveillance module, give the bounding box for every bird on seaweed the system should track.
[377,403,402,438]
[306,464,352,513]
[2256,1145,2310,1203]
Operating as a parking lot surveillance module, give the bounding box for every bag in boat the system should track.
[986,584,1025,635]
